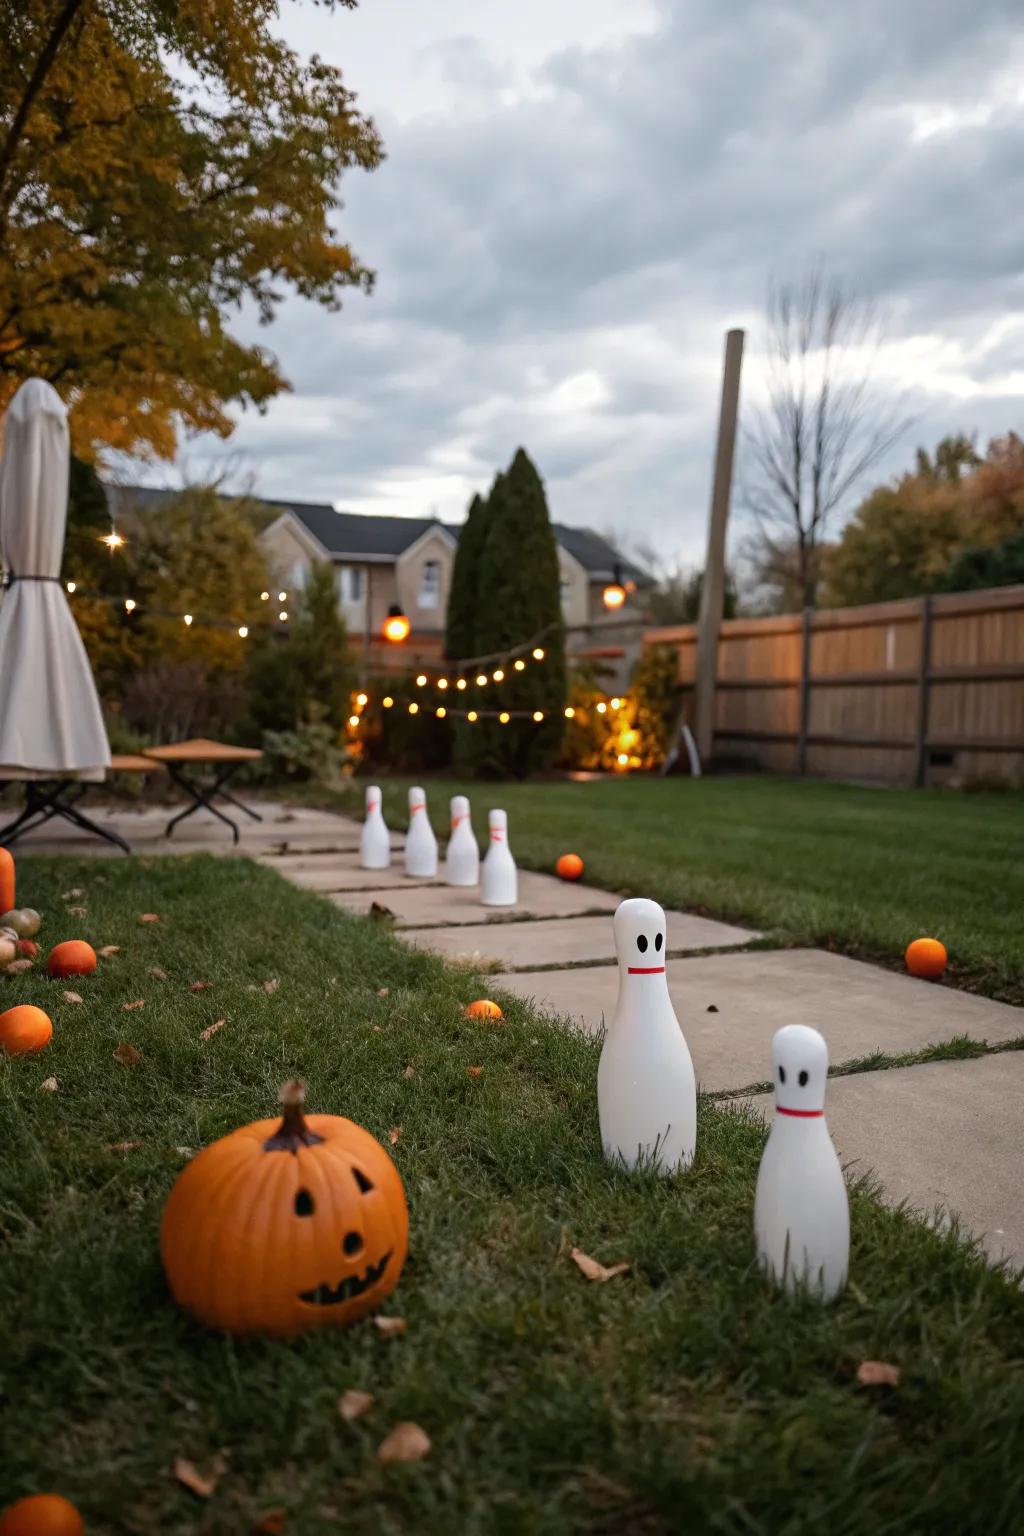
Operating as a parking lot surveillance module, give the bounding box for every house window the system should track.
[419,559,441,609]
[291,559,308,590]
[338,566,363,605]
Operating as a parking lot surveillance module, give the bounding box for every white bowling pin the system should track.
[359,784,390,870]
[445,794,479,887]
[404,785,438,878]
[754,1025,849,1303]
[597,898,696,1174]
[481,808,517,906]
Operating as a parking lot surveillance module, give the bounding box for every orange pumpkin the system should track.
[464,999,503,1020]
[0,848,13,916]
[48,941,97,979]
[905,937,947,979]
[555,852,584,882]
[0,1494,84,1536]
[161,1081,408,1337]
[0,1005,53,1056]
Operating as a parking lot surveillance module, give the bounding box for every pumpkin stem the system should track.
[263,1079,325,1153]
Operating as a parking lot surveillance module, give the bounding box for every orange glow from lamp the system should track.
[383,604,410,643]
[602,562,627,610]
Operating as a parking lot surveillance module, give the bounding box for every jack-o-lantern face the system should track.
[160,1082,409,1337]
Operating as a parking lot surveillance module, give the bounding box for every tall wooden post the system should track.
[694,328,745,765]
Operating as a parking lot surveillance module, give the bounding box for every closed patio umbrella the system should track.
[0,378,111,786]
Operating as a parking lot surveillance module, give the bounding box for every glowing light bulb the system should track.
[467,710,478,723]
[260,590,270,601]
[476,673,488,687]
[349,714,360,728]
[532,710,544,722]
[436,706,447,719]
[383,696,394,708]
[124,598,136,613]
[278,591,287,602]
[456,677,467,691]
[438,677,449,690]
[499,711,510,724]
[356,692,368,707]
[532,647,545,660]
[408,701,419,715]
[514,658,526,671]
[183,613,193,626]
[596,701,607,714]
[100,530,124,551]
[383,606,410,643]
[279,610,288,622]
[66,580,76,594]
[611,697,622,709]
[238,625,248,638]
[564,706,575,719]
[617,753,629,766]
[492,667,505,682]
[416,673,428,687]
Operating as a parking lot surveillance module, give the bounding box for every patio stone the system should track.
[399,911,758,969]
[740,1052,1024,1267]
[288,864,443,892]
[329,869,621,927]
[495,949,1024,1092]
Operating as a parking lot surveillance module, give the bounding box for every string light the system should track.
[65,580,76,594]
[183,613,193,626]
[100,530,124,551]
[532,710,544,722]
[383,696,394,708]
[416,673,428,687]
[596,701,607,714]
[260,591,270,601]
[437,677,449,690]
[124,598,136,613]
[356,692,368,707]
[617,752,629,766]
[564,706,575,719]
[499,711,510,724]
[492,667,505,682]
[611,697,622,709]
[349,714,360,728]
[278,591,287,602]
[238,625,248,638]
[279,610,288,622]
[436,706,447,719]
[532,647,545,660]
[475,672,488,687]
[456,678,467,690]
[514,659,526,672]
[467,710,478,723]
[408,702,419,715]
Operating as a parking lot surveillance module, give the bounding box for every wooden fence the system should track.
[645,584,1024,787]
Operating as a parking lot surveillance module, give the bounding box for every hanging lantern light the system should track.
[124,598,136,613]
[602,562,627,610]
[383,604,410,643]
[100,529,124,552]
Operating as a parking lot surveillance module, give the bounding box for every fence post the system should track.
[796,607,813,775]
[914,594,933,788]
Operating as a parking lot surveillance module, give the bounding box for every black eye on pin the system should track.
[798,1069,809,1087]
[637,934,648,953]
[778,1066,786,1084]
[654,933,663,952]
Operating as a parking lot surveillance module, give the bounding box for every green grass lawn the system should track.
[2,854,1024,1534]
[314,776,1024,1004]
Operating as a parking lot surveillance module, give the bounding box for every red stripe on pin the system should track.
[490,831,504,840]
[776,1106,824,1118]
[410,803,425,813]
[627,965,665,974]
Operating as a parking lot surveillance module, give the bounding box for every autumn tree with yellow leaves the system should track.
[0,0,382,459]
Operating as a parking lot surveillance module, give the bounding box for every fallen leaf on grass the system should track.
[372,1315,407,1339]
[570,1247,631,1283]
[175,1146,196,1160]
[107,1140,143,1153]
[5,958,33,974]
[338,1388,376,1421]
[62,888,84,899]
[252,1511,287,1535]
[388,1127,403,1146]
[113,1043,142,1067]
[377,986,390,997]
[173,1452,229,1499]
[466,1066,484,1079]
[139,913,161,924]
[189,980,213,993]
[377,1422,431,1465]
[66,905,88,917]
[369,903,395,923]
[402,1065,416,1080]
[200,1018,227,1043]
[40,1077,58,1092]
[149,966,168,981]
[122,999,145,1012]
[98,945,121,958]
[262,978,279,996]
[62,990,84,1004]
[371,1025,384,1034]
[856,1360,901,1388]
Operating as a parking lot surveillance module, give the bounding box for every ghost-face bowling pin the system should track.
[359,784,390,870]
[754,1025,849,1303]
[404,785,438,878]
[481,808,517,906]
[445,794,479,887]
[597,898,696,1174]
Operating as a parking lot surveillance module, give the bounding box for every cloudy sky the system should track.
[154,0,1024,566]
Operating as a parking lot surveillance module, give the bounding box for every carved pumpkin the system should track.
[0,1006,53,1056]
[0,849,13,917]
[0,1493,84,1536]
[160,1081,408,1337]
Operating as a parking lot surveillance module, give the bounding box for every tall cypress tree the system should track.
[464,448,567,777]
[445,486,494,662]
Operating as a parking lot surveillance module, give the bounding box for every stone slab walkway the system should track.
[16,798,1024,1267]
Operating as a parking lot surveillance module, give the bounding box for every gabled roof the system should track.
[551,523,649,585]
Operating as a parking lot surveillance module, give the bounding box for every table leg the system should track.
[164,765,242,844]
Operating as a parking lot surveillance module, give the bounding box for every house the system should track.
[259,500,649,655]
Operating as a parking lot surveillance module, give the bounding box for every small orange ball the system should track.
[0,1005,53,1056]
[904,937,948,979]
[0,1493,84,1536]
[464,999,503,1020]
[555,853,584,882]
[16,940,38,960]
[48,940,97,979]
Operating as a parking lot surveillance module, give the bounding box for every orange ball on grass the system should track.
[464,999,503,1020]
[904,937,948,979]
[48,941,97,979]
[555,853,584,881]
[0,1494,83,1536]
[0,1005,53,1056]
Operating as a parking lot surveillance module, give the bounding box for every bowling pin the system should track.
[481,808,517,906]
[754,1025,849,1303]
[445,794,479,887]
[359,784,390,870]
[597,898,696,1174]
[404,785,438,878]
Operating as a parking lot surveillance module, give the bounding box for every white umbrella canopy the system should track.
[0,378,111,781]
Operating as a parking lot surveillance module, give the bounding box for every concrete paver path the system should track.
[401,911,757,969]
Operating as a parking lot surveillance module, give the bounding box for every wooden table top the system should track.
[110,754,165,774]
[143,738,264,764]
